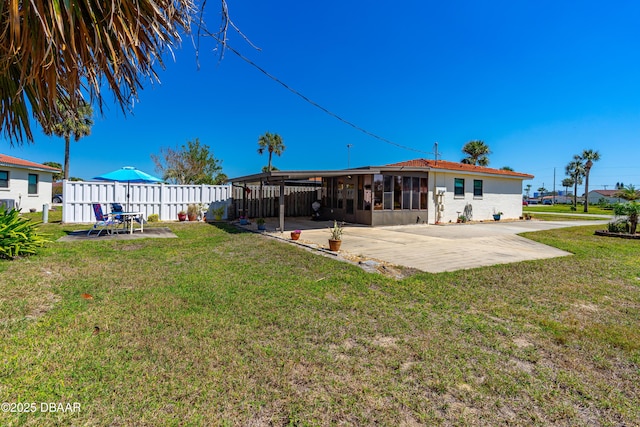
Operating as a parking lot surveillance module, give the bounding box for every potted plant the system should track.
[198,203,209,221]
[492,210,503,221]
[178,210,187,221]
[257,218,266,231]
[457,215,467,223]
[239,215,249,225]
[212,206,225,221]
[328,220,343,251]
[187,204,198,221]
[291,229,301,240]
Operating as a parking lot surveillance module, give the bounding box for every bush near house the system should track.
[0,207,49,259]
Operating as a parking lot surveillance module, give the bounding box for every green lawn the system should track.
[1,216,639,426]
[524,204,613,215]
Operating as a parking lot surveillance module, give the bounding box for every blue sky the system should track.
[5,0,640,193]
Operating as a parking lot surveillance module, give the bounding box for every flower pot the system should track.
[493,214,501,221]
[240,218,249,225]
[291,232,300,240]
[328,239,341,251]
[188,214,197,221]
[258,224,266,231]
[178,213,187,222]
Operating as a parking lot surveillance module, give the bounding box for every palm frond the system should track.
[0,0,195,144]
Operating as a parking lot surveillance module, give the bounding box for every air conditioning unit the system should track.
[0,199,16,210]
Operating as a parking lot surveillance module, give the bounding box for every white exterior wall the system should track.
[587,191,623,205]
[429,171,525,223]
[0,166,54,212]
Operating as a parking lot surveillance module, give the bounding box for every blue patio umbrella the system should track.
[94,166,163,211]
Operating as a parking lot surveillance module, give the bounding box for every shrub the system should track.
[329,220,344,240]
[613,201,639,234]
[147,214,159,222]
[0,207,49,259]
[187,204,198,216]
[607,219,629,233]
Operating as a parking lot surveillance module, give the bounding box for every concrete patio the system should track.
[242,217,609,273]
[58,227,178,242]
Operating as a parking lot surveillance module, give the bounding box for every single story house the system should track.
[0,154,60,212]
[587,189,624,205]
[229,158,533,230]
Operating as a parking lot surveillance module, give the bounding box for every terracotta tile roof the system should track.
[386,158,534,179]
[0,154,61,172]
[590,189,619,197]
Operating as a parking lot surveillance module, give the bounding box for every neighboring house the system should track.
[0,154,61,212]
[230,158,533,228]
[587,189,624,205]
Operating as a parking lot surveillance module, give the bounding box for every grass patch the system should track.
[523,205,612,221]
[1,221,639,425]
[524,205,612,215]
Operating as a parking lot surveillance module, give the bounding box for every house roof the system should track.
[229,158,533,184]
[589,189,619,197]
[0,154,61,173]
[386,159,534,179]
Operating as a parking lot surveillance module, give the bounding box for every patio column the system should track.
[279,181,285,232]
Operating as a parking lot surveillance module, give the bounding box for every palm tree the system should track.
[562,177,574,202]
[257,132,285,172]
[461,140,491,166]
[615,184,640,201]
[48,99,94,180]
[614,185,640,234]
[580,149,601,212]
[0,0,193,144]
[538,186,548,202]
[524,184,532,199]
[565,156,585,208]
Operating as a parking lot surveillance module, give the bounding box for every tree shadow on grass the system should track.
[206,221,249,235]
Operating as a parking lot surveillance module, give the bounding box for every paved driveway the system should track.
[262,218,608,273]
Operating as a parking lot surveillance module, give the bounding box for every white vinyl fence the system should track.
[62,180,232,223]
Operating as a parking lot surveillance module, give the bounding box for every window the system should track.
[322,178,331,208]
[28,174,38,194]
[345,182,354,214]
[473,179,483,197]
[394,176,402,210]
[0,170,8,188]
[412,177,420,209]
[420,177,428,209]
[373,174,383,210]
[358,175,372,210]
[336,178,344,209]
[383,175,393,210]
[454,178,465,197]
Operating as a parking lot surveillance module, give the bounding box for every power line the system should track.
[202,30,433,156]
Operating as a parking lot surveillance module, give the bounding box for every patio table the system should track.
[117,212,144,234]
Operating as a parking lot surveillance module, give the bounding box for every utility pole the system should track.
[553,167,556,205]
[433,142,440,162]
[346,144,352,168]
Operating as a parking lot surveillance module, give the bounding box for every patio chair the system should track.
[110,203,127,233]
[110,203,124,221]
[88,203,119,236]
